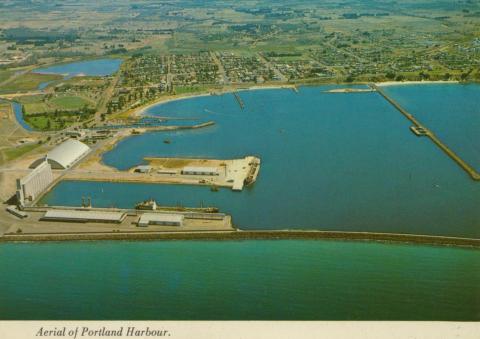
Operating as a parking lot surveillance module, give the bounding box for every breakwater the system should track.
[3,230,480,248]
[372,84,480,181]
[233,91,245,109]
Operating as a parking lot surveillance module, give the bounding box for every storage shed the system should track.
[138,213,184,227]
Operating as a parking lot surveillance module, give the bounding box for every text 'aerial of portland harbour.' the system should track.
[0,0,479,323]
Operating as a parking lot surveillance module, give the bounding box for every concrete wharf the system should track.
[1,205,234,236]
[371,84,480,181]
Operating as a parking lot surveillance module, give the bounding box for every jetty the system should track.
[371,84,480,181]
[64,156,261,191]
[233,91,245,109]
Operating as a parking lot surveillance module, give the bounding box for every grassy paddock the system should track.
[0,73,62,93]
[2,143,40,162]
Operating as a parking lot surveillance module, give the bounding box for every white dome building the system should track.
[30,139,90,170]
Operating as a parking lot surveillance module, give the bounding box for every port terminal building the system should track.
[181,166,219,176]
[30,139,90,170]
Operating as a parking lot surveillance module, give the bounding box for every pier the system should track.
[371,84,480,181]
[63,156,261,191]
[233,91,245,109]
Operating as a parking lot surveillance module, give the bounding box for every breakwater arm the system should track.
[371,84,480,181]
[2,230,479,248]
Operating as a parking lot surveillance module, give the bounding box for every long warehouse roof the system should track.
[139,213,184,223]
[182,166,219,173]
[42,209,126,222]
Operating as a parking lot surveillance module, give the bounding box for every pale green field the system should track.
[0,73,62,93]
[49,96,93,110]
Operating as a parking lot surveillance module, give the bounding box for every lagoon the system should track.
[34,58,123,77]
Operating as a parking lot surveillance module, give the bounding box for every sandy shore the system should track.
[376,80,460,87]
[131,80,465,118]
[133,84,297,117]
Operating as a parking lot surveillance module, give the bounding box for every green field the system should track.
[17,94,94,115]
[23,115,61,130]
[0,73,62,93]
[50,96,93,110]
[0,70,14,83]
[2,143,40,162]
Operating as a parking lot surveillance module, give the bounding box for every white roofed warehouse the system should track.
[181,166,219,176]
[138,213,184,227]
[30,139,90,170]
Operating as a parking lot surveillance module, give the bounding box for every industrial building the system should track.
[41,209,127,223]
[65,130,86,139]
[30,139,90,170]
[181,166,219,176]
[16,161,54,206]
[137,213,184,227]
[134,165,152,173]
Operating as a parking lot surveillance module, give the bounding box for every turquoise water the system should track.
[41,85,480,238]
[0,240,478,320]
[34,59,123,77]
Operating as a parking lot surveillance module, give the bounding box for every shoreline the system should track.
[375,80,460,87]
[131,80,464,118]
[1,230,479,248]
[133,84,297,117]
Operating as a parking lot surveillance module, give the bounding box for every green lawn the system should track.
[50,96,93,110]
[23,116,63,130]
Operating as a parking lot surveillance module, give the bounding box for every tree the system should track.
[385,71,396,80]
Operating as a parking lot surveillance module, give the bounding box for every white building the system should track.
[138,213,184,227]
[16,161,54,206]
[30,139,90,170]
[181,166,219,176]
[41,209,127,224]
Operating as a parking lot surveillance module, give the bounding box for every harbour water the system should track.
[383,84,480,171]
[41,85,480,238]
[34,58,123,77]
[0,240,478,320]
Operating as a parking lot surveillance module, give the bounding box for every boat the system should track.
[135,199,219,213]
[163,139,171,144]
[135,198,158,210]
